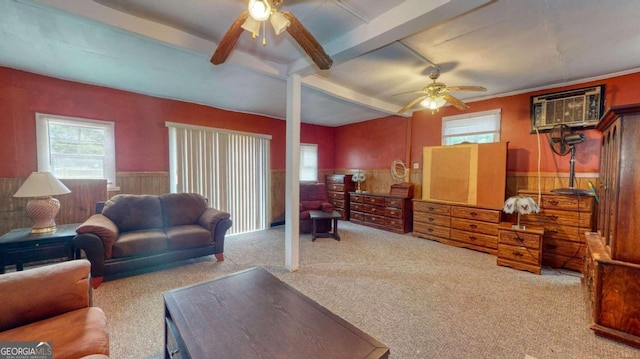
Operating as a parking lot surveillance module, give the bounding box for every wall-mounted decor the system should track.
[530,85,604,133]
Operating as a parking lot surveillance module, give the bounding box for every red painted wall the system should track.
[335,71,640,174]
[0,67,335,178]
[334,116,409,169]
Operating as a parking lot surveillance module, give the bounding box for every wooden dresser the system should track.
[497,223,544,275]
[517,190,595,272]
[412,200,501,255]
[583,104,640,348]
[350,193,412,234]
[325,174,355,220]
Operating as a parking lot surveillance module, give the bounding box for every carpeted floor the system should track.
[93,222,640,358]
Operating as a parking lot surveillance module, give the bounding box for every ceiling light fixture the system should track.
[420,96,447,110]
[248,0,271,21]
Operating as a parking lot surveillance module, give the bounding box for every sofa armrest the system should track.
[198,208,231,234]
[321,202,333,212]
[76,214,119,260]
[0,259,91,332]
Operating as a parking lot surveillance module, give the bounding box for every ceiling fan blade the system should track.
[443,93,469,110]
[392,90,429,97]
[210,11,250,65]
[397,96,427,114]
[444,86,487,92]
[282,12,333,70]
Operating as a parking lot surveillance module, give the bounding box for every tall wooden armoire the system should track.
[584,103,640,348]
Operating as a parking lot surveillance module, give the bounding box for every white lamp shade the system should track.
[421,96,447,110]
[270,11,290,35]
[241,16,262,36]
[248,0,271,21]
[14,172,71,198]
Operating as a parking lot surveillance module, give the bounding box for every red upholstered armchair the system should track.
[300,183,333,233]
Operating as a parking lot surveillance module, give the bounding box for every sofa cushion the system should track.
[111,229,168,258]
[101,194,163,232]
[166,225,213,249]
[0,307,109,359]
[160,193,208,227]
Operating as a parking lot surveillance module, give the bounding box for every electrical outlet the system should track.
[412,162,419,169]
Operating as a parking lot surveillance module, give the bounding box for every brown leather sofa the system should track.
[74,193,232,288]
[300,183,333,233]
[0,259,110,359]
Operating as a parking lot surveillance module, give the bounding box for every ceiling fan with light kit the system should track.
[395,69,487,114]
[210,0,333,70]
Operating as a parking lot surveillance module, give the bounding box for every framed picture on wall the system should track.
[530,85,605,133]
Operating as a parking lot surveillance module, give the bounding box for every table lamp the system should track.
[13,172,71,234]
[503,195,539,230]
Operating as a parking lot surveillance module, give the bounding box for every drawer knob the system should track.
[428,207,434,211]
[548,200,559,205]
[513,252,524,257]
[427,228,434,232]
[428,217,435,222]
[469,224,478,229]
[546,215,559,220]
[469,212,478,216]
[170,349,180,356]
[469,236,477,241]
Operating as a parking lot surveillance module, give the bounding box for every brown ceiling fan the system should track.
[395,70,487,114]
[210,0,333,70]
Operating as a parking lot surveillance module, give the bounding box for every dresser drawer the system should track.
[351,202,366,212]
[385,207,404,219]
[499,230,541,249]
[363,195,385,206]
[498,244,540,266]
[542,237,586,258]
[414,222,450,239]
[523,209,592,228]
[414,212,450,227]
[328,192,345,201]
[450,229,497,249]
[326,175,346,184]
[524,222,589,242]
[350,193,364,203]
[351,211,365,222]
[327,183,345,192]
[414,201,450,215]
[541,194,594,212]
[451,206,501,223]
[451,218,499,236]
[385,197,405,209]
[331,199,345,209]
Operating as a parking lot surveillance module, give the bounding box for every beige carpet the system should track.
[93,222,639,358]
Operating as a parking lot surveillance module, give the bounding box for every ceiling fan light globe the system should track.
[270,11,290,35]
[421,96,446,110]
[241,16,261,37]
[248,0,271,21]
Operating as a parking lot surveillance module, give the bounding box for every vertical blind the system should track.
[166,122,271,235]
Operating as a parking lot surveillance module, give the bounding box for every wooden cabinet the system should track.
[350,193,412,234]
[325,174,355,220]
[413,200,501,255]
[497,223,544,274]
[518,190,595,272]
[584,104,640,348]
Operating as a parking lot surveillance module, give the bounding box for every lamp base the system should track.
[511,224,526,230]
[26,197,60,234]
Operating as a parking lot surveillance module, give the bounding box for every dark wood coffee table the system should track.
[164,267,389,359]
[309,210,342,241]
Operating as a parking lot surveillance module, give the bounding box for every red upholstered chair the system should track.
[300,183,333,233]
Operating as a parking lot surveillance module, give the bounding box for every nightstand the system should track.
[497,222,544,275]
[0,223,80,273]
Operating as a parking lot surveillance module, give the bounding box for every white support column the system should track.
[285,74,301,271]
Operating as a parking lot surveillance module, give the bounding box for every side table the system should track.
[497,222,544,275]
[309,210,342,241]
[0,223,80,274]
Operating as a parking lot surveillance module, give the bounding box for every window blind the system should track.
[167,122,271,235]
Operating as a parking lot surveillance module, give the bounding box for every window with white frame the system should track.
[441,109,502,145]
[300,143,318,182]
[36,113,116,188]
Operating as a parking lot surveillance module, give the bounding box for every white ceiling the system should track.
[2,0,640,127]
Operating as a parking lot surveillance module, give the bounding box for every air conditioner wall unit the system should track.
[530,85,604,133]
